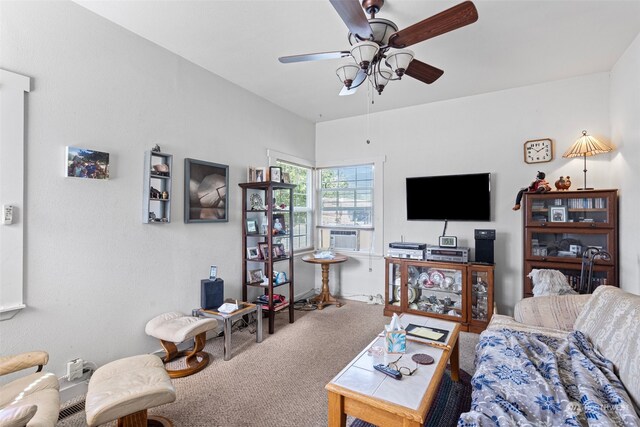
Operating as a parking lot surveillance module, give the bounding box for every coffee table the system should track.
[197,302,262,361]
[325,314,460,427]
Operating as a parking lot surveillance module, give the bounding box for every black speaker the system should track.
[201,278,224,309]
[474,229,495,264]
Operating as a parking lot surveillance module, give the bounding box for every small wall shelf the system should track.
[143,151,172,224]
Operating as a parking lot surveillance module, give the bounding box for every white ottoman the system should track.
[145,312,218,378]
[85,354,175,427]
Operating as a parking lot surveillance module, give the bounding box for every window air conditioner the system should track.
[329,230,359,251]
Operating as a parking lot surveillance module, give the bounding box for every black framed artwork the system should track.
[184,158,229,223]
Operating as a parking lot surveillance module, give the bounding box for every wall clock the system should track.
[524,138,553,164]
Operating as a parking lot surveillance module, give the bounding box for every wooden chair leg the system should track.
[117,410,173,427]
[159,340,179,363]
[159,333,210,378]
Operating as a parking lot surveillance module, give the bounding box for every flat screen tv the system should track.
[406,173,491,221]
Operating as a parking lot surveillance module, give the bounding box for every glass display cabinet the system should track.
[384,258,494,332]
[522,189,618,297]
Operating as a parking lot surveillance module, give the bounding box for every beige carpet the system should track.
[58,302,479,426]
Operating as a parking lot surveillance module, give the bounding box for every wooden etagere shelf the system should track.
[522,189,619,297]
[239,181,296,334]
[384,258,494,334]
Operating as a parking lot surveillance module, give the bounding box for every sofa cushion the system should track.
[0,372,59,408]
[487,314,569,338]
[574,285,640,409]
[514,294,591,331]
[0,404,37,427]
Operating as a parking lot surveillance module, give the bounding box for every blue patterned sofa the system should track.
[459,285,640,426]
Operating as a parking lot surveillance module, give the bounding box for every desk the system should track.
[325,314,460,427]
[302,254,348,310]
[197,303,262,361]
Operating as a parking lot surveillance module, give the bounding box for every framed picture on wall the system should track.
[184,158,229,223]
[66,146,110,179]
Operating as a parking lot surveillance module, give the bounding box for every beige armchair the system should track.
[0,351,60,427]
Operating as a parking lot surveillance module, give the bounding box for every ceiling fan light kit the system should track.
[279,0,478,97]
[385,49,415,77]
[350,41,380,69]
[336,64,360,88]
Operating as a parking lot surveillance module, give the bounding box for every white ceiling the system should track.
[75,0,640,123]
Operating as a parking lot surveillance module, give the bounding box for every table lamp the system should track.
[562,130,613,190]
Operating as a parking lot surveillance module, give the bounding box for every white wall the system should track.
[610,33,640,295]
[0,0,315,379]
[317,73,614,314]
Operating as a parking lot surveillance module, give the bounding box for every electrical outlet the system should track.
[66,358,84,381]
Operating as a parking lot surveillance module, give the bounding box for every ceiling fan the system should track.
[278,0,478,96]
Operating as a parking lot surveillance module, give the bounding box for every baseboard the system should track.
[59,378,89,404]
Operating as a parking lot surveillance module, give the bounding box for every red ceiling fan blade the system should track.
[329,0,373,41]
[339,69,367,96]
[388,1,478,49]
[279,51,351,63]
[405,60,444,84]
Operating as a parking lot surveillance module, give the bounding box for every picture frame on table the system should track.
[272,243,286,258]
[255,167,267,183]
[184,158,229,223]
[258,242,270,260]
[549,206,567,222]
[269,166,282,183]
[209,265,218,280]
[248,269,264,283]
[247,166,256,182]
[247,247,259,260]
[272,213,286,235]
[282,172,291,184]
[246,219,258,234]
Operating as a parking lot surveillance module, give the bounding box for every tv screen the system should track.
[406,173,491,221]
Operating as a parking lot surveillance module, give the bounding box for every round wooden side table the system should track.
[302,254,348,310]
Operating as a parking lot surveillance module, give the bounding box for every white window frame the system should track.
[268,150,314,253]
[316,156,385,256]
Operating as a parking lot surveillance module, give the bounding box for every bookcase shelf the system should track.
[239,181,296,334]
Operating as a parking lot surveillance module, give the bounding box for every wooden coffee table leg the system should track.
[450,338,460,382]
[327,391,346,427]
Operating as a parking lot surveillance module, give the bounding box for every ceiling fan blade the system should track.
[279,51,351,64]
[329,0,373,41]
[405,60,444,84]
[388,1,478,48]
[339,68,367,96]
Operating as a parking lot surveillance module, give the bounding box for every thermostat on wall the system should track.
[2,205,14,225]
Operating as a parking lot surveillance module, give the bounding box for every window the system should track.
[275,160,313,251]
[318,164,374,252]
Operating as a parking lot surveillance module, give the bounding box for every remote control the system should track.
[373,364,402,380]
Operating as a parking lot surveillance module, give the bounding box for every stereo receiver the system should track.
[425,245,469,263]
[387,248,425,260]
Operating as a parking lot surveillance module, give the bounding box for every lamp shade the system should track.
[563,130,613,158]
[350,41,379,69]
[372,68,392,94]
[385,49,414,77]
[336,65,360,88]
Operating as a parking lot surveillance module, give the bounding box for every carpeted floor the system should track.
[57,301,479,426]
